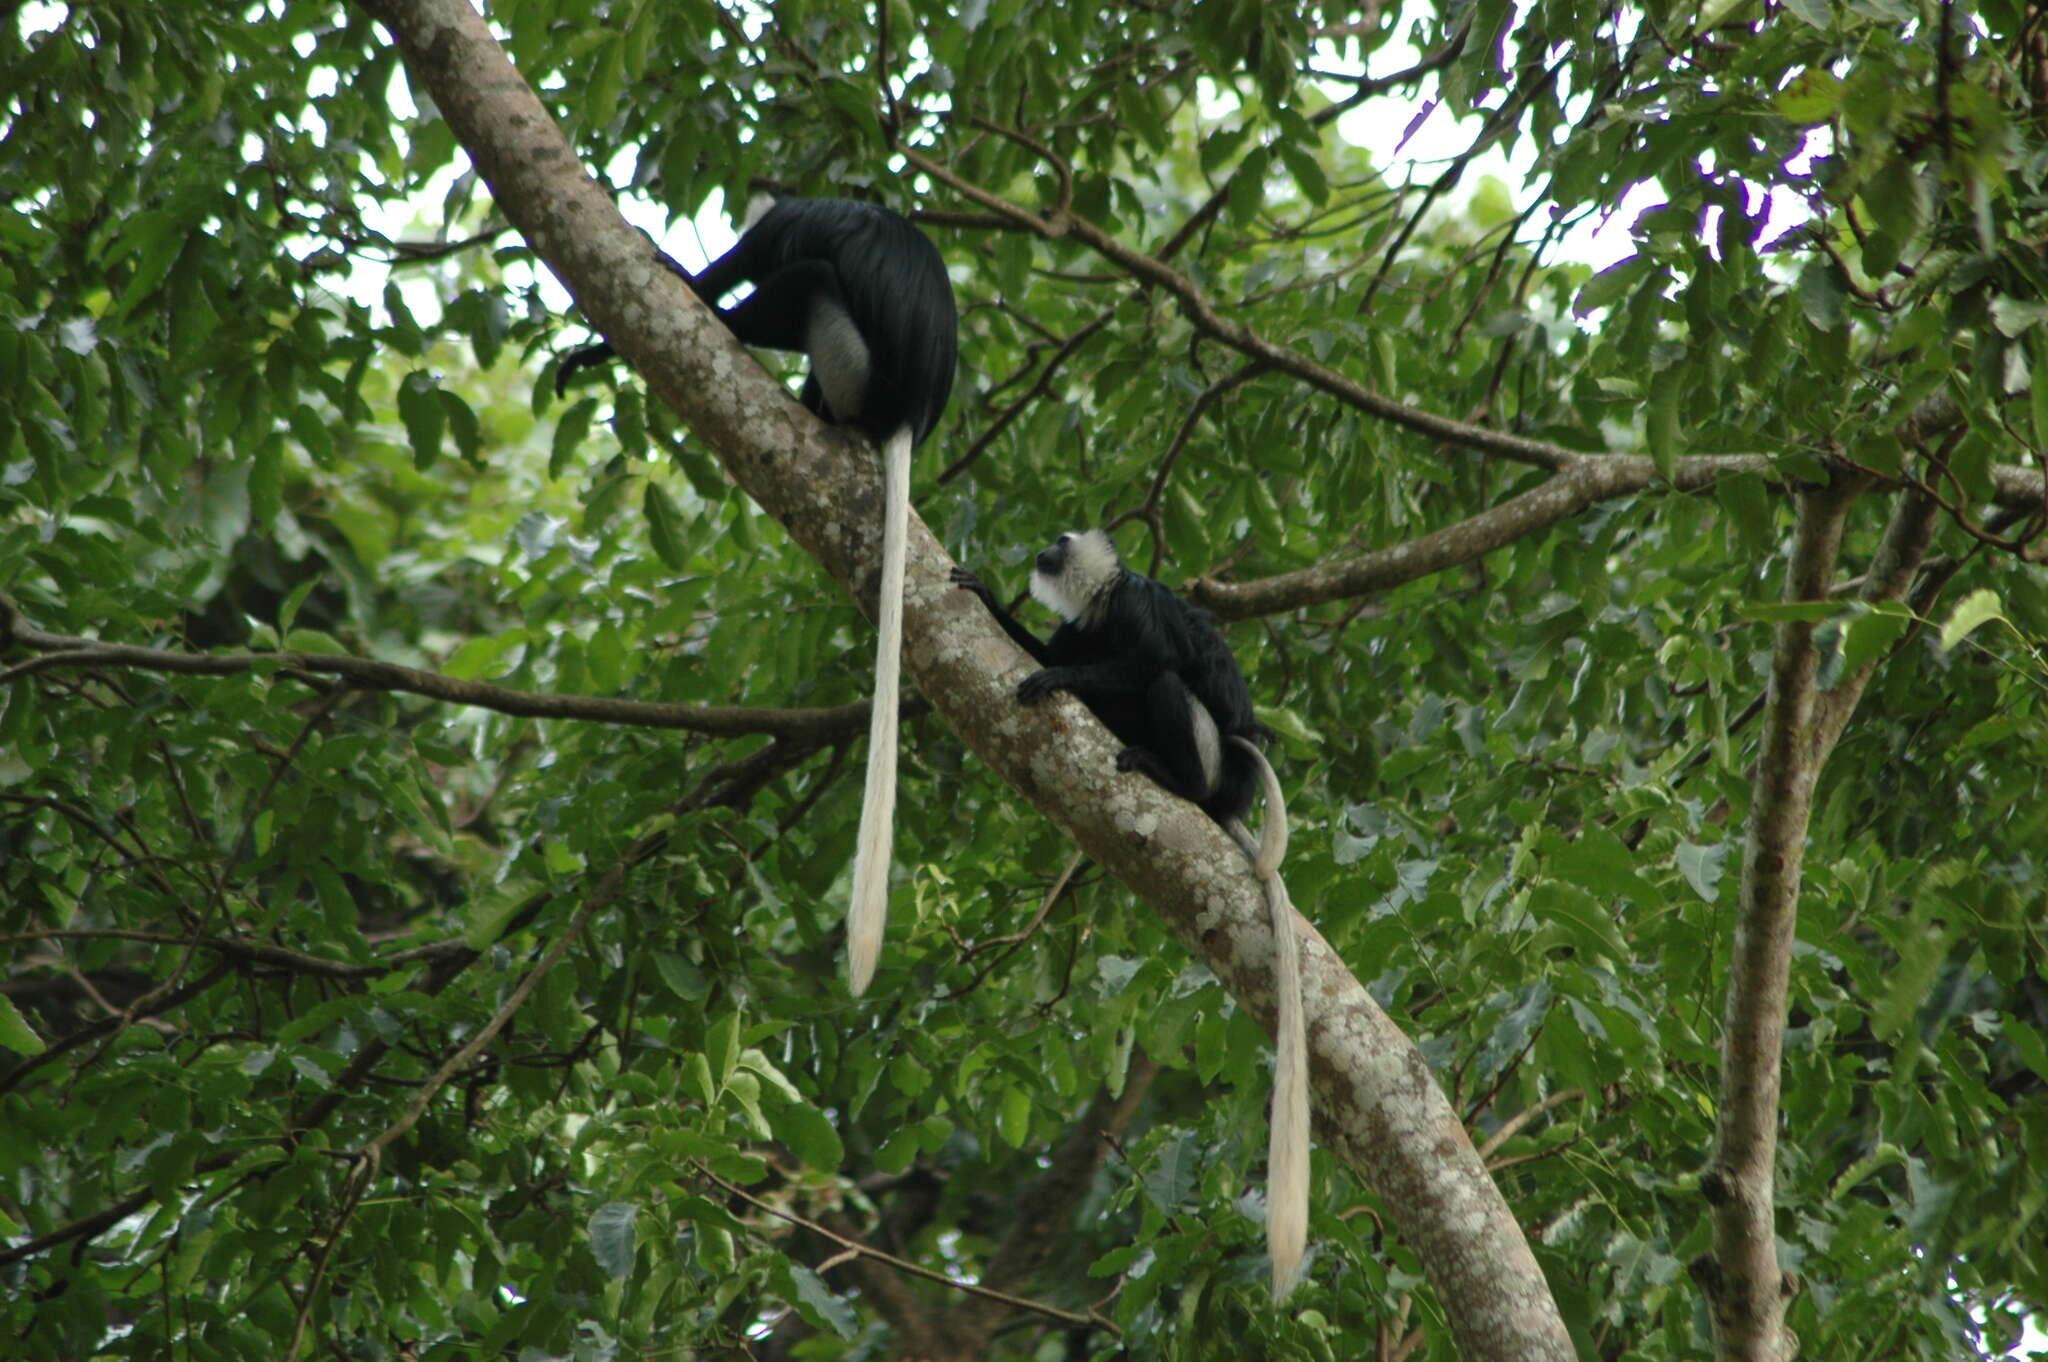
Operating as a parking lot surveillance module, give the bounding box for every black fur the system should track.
[952,539,1269,826]
[957,535,1309,1296]
[556,198,957,448]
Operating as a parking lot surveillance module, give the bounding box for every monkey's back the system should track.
[707,198,958,446]
[1051,570,1266,825]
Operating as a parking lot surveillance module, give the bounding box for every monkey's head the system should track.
[1030,529,1122,625]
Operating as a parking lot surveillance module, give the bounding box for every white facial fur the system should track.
[1030,529,1121,625]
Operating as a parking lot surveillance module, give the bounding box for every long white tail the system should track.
[1230,736,1307,1299]
[846,426,913,996]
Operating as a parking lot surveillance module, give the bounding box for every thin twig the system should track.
[698,1164,1121,1335]
[0,597,885,741]
[942,850,1086,999]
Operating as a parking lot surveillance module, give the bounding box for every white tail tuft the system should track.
[846,426,913,996]
[1247,737,1289,878]
[1230,736,1308,1298]
[1264,865,1308,1298]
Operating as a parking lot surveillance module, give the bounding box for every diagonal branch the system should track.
[939,310,1113,484]
[1190,454,1775,618]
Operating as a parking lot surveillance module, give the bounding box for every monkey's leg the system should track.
[714,261,841,348]
[554,255,836,394]
[723,261,873,428]
[1112,672,1222,804]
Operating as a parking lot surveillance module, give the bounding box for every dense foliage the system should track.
[3,0,2046,1359]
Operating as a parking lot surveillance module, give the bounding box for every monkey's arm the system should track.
[950,567,1053,663]
[1014,658,1158,706]
[554,249,710,394]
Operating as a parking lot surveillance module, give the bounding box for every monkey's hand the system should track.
[1016,669,1066,705]
[948,566,997,607]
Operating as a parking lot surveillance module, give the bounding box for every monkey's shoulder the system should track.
[1118,574,1261,732]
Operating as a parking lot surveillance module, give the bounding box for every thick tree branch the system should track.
[347,4,1573,1355]
[1191,454,1775,618]
[1193,456,2037,621]
[1695,481,1858,1362]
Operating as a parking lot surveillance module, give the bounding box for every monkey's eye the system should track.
[1056,533,1072,545]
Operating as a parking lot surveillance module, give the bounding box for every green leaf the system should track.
[1228,147,1269,224]
[0,994,48,1055]
[1871,924,1949,1040]
[1798,261,1848,330]
[287,402,336,466]
[768,1094,844,1171]
[587,1201,638,1279]
[706,1012,742,1091]
[437,389,483,466]
[443,630,524,680]
[463,881,537,950]
[1676,840,1727,904]
[1142,1130,1199,1212]
[1574,256,1648,318]
[1938,589,2005,653]
[782,1264,857,1339]
[1276,139,1329,206]
[2032,334,2048,449]
[693,1221,735,1274]
[644,479,689,570]
[1200,125,1250,176]
[997,1083,1031,1147]
[652,952,709,1002]
[2007,1021,2048,1085]
[110,225,187,320]
[551,398,597,479]
[874,1125,919,1174]
[1528,880,1632,961]
[283,630,351,655]
[1989,296,2048,337]
[276,579,319,638]
[1837,604,1908,672]
[1645,375,1681,478]
[1774,68,1841,124]
[1548,826,1656,903]
[397,371,445,470]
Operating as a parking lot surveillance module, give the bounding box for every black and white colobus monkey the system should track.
[951,530,1309,1297]
[561,198,958,996]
